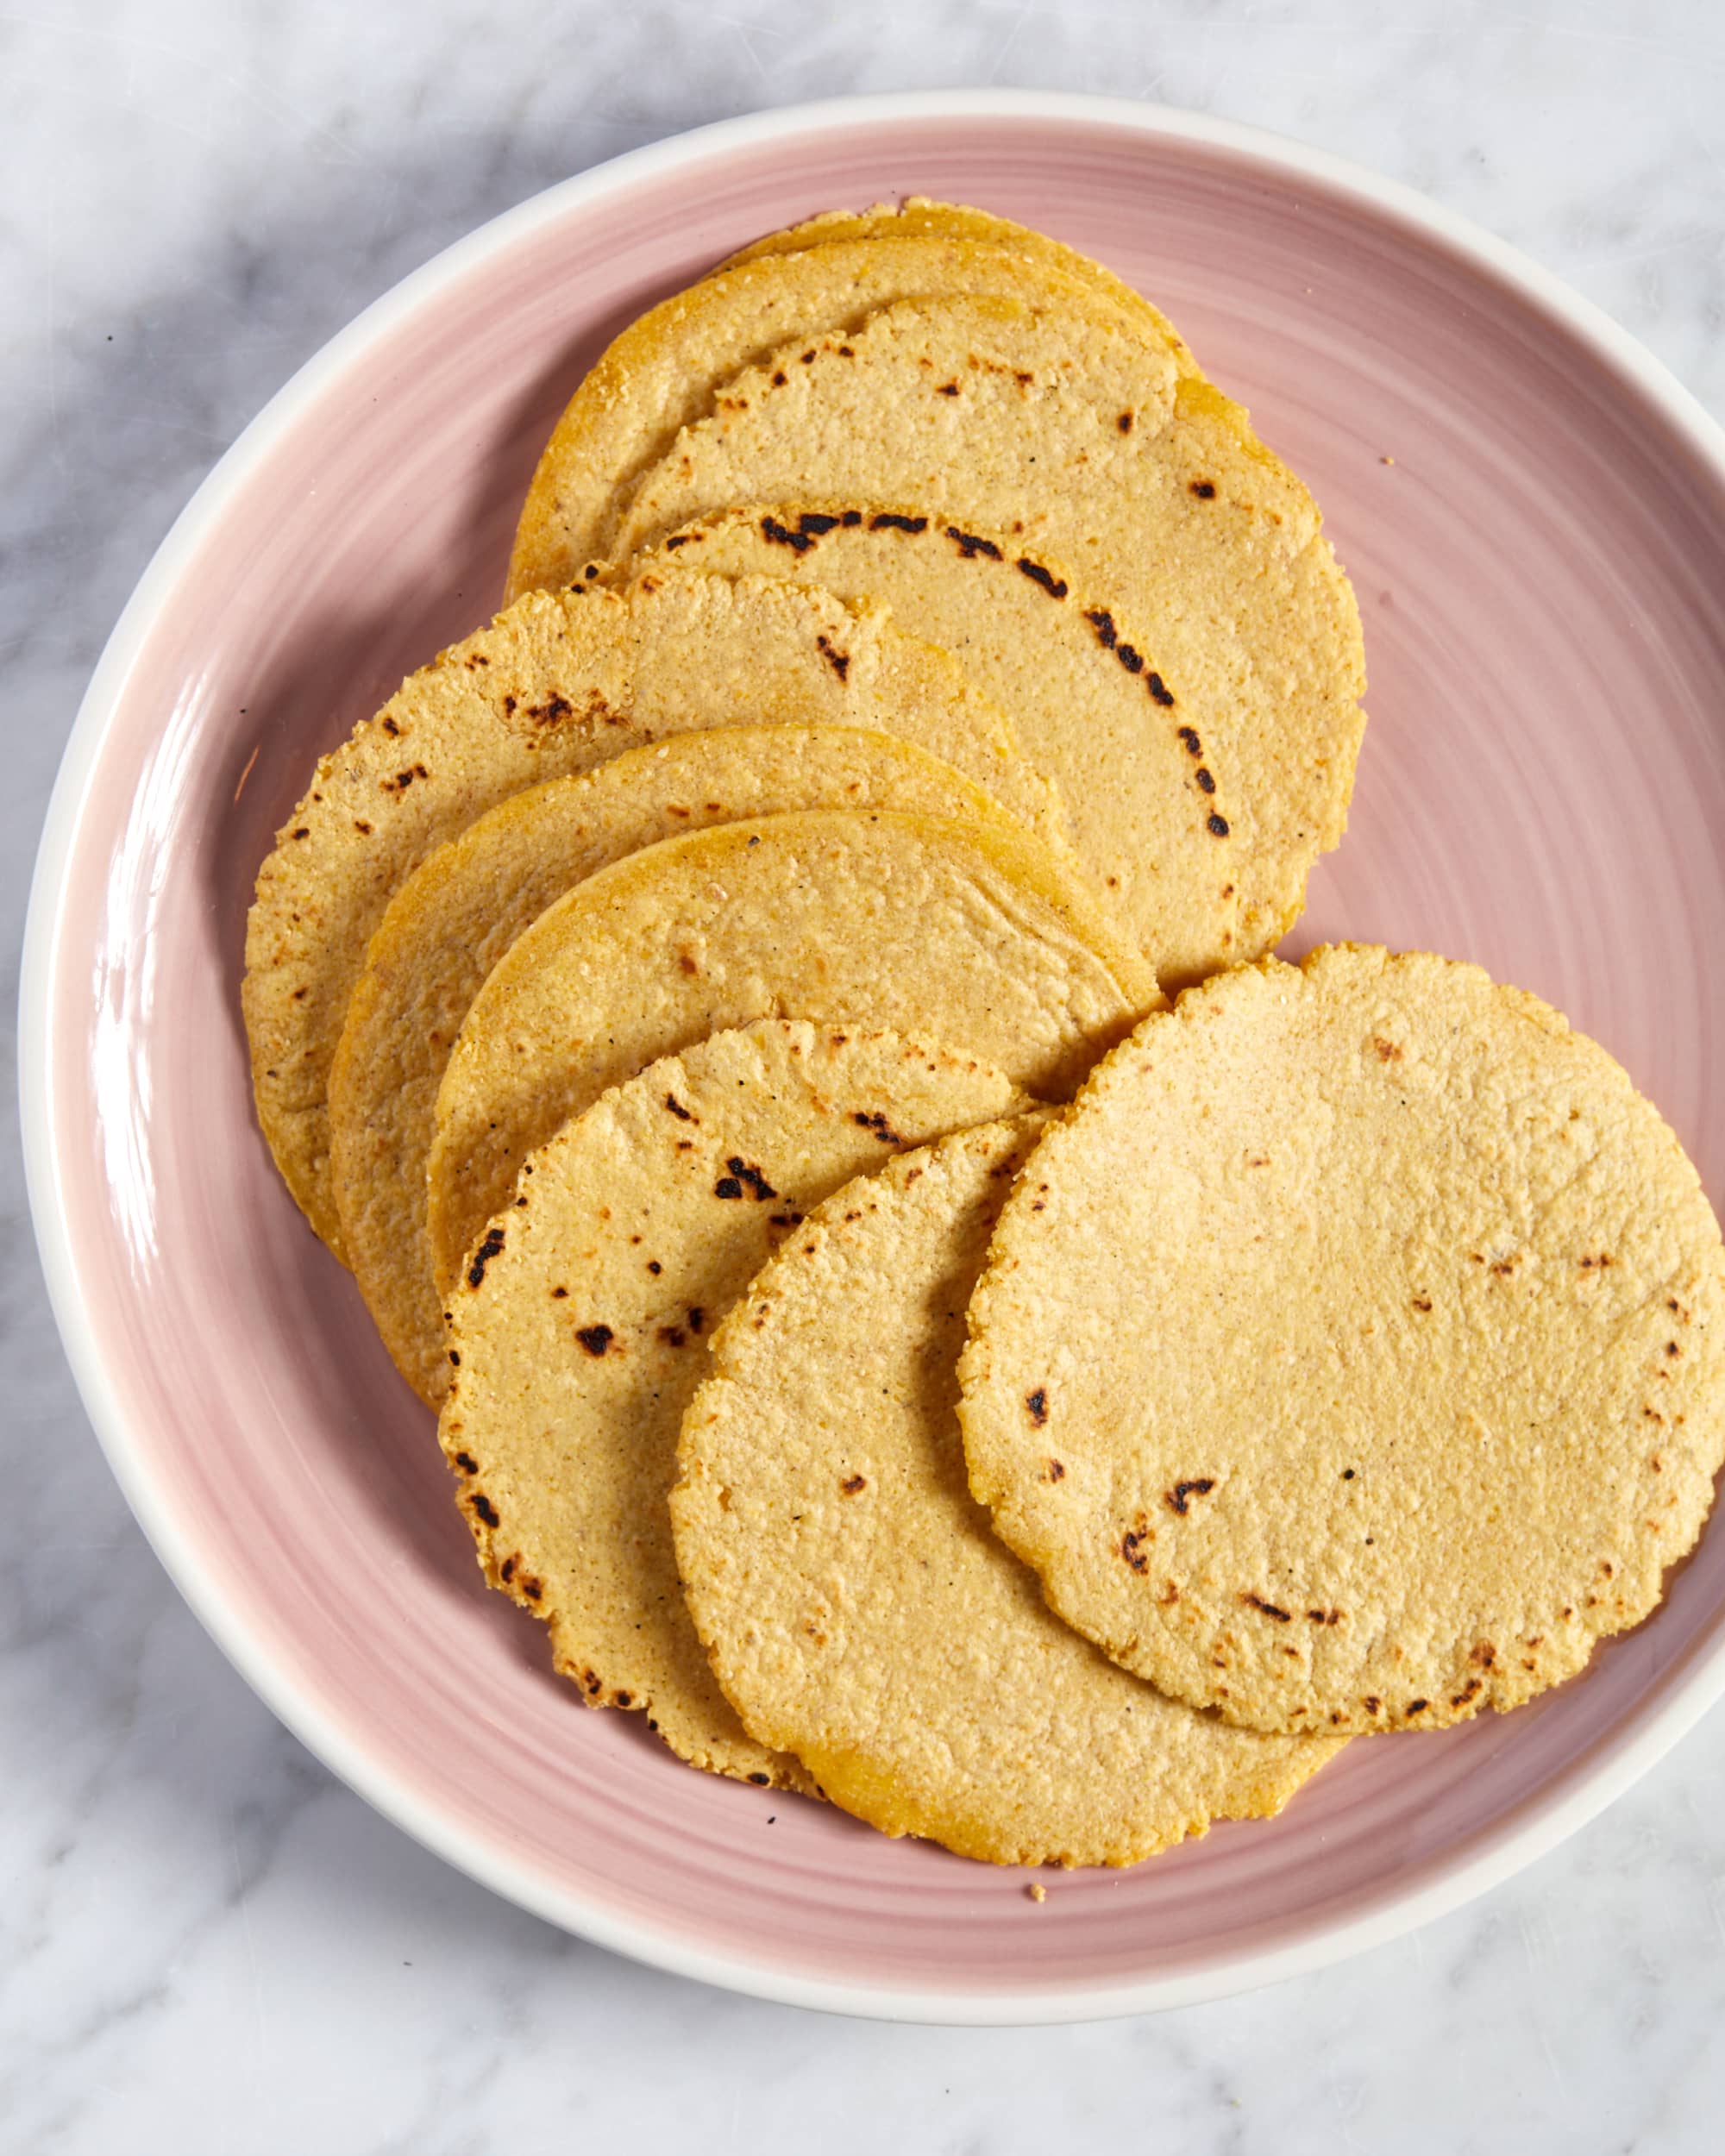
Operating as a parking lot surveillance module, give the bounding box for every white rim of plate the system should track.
[21,89,1725,2027]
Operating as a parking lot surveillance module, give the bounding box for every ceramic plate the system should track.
[22,91,1725,2023]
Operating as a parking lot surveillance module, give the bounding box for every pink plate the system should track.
[22,91,1725,2023]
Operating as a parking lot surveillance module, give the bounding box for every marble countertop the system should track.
[6,3,1725,2148]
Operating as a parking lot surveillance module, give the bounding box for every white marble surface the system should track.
[5,1,1725,2147]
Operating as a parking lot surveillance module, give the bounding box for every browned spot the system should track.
[713,1156,775,1202]
[1122,1528,1151,1573]
[499,1557,516,1583]
[1308,1608,1341,1626]
[381,716,400,736]
[1189,479,1217,498]
[1046,1458,1065,1482]
[466,1226,505,1289]
[760,513,815,553]
[1208,812,1230,837]
[1025,1387,1050,1426]
[678,953,700,976]
[771,369,787,386]
[1412,1295,1433,1313]
[1166,1478,1215,1514]
[657,1326,687,1348]
[551,1286,568,1298]
[352,818,372,835]
[470,1493,499,1528]
[840,1474,867,1495]
[575,1324,615,1357]
[938,380,960,396]
[453,1451,479,1476]
[946,525,1001,560]
[1016,557,1068,599]
[1242,1592,1291,1622]
[1363,1696,1382,1715]
[1450,1678,1483,1707]
[852,1109,904,1144]
[814,633,850,680]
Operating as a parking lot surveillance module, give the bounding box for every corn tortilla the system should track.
[959,947,1725,1736]
[331,724,1021,1406]
[612,291,1364,962]
[427,807,1160,1294]
[244,562,1057,1251]
[674,1115,1340,1865]
[439,1020,1024,1788]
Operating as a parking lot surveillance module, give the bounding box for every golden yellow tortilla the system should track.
[674,1115,1341,1865]
[439,1020,1024,1788]
[330,724,1021,1405]
[426,807,1160,1294]
[959,947,1725,1736]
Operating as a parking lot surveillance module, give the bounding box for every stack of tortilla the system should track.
[244,199,1723,1871]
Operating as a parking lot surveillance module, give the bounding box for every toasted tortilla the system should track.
[331,724,1018,1405]
[635,504,1242,979]
[244,561,1057,1250]
[504,234,1151,600]
[959,947,1725,1736]
[674,1114,1341,1866]
[427,807,1160,1293]
[611,291,1365,963]
[439,1020,1024,1788]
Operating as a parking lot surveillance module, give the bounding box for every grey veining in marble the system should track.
[4,2,1724,2149]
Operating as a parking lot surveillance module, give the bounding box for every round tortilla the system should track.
[331,724,1020,1407]
[712,196,1199,375]
[439,1019,1025,1789]
[427,807,1160,1294]
[637,504,1242,981]
[958,947,1725,1737]
[504,235,1151,601]
[673,1116,1340,1866]
[611,291,1365,965]
[243,562,1055,1252]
